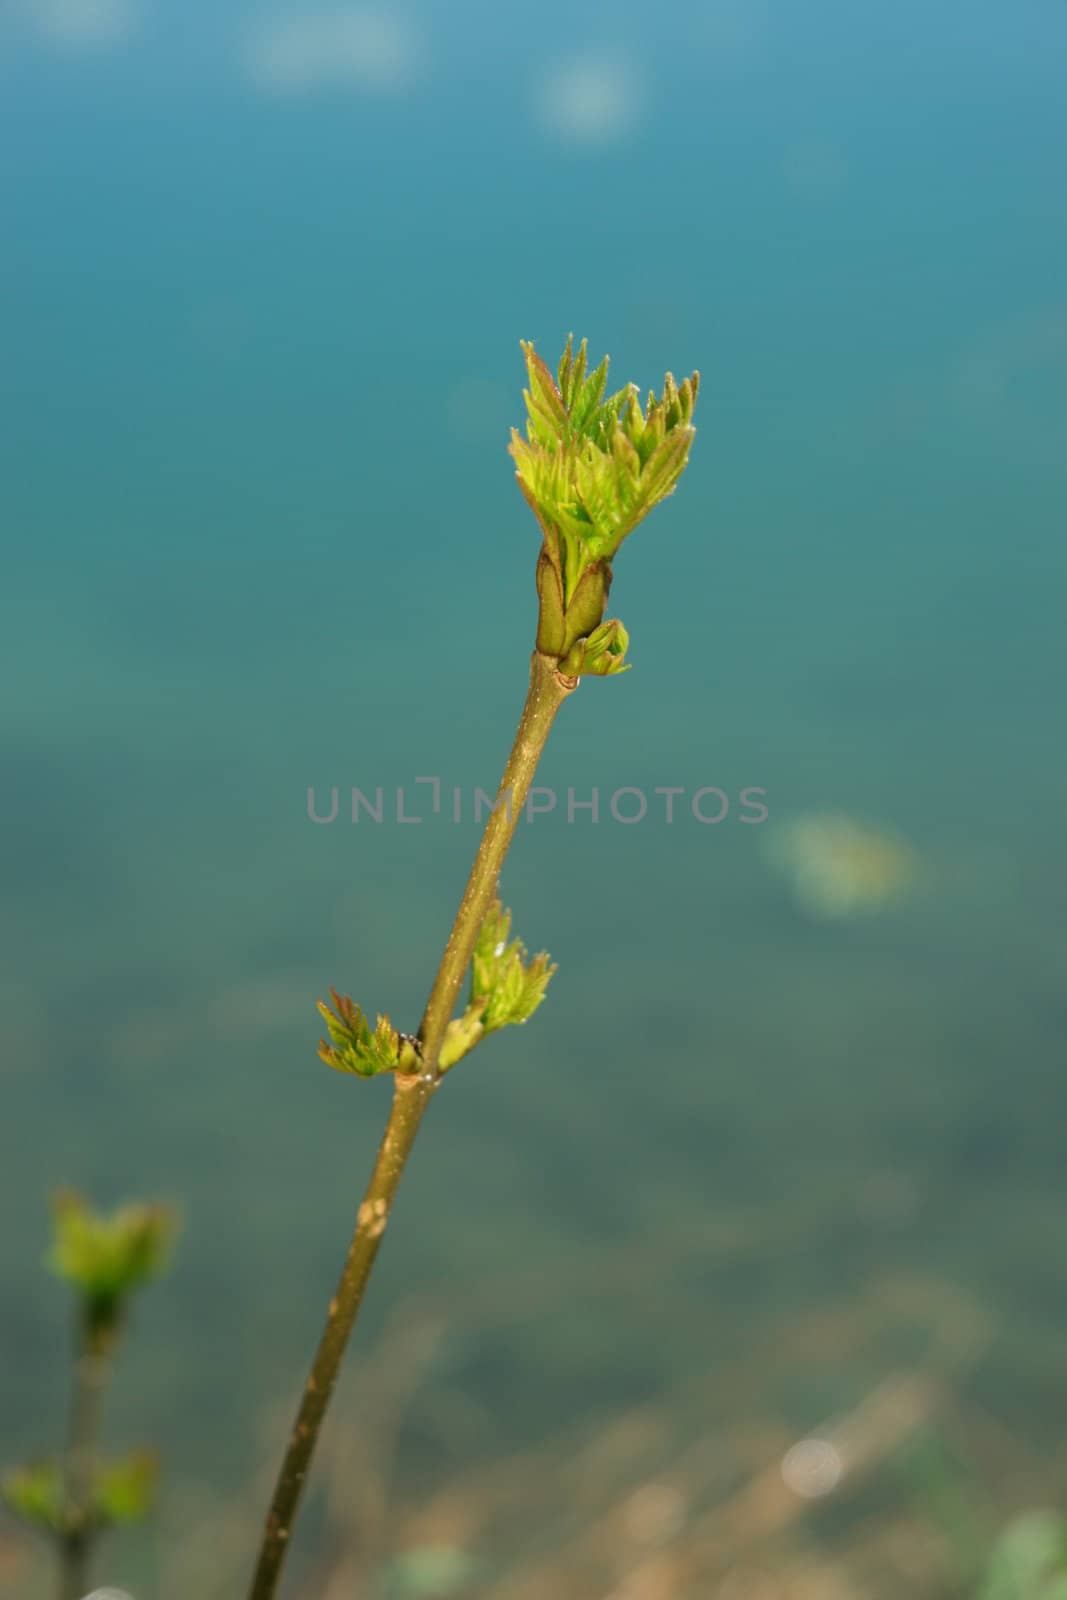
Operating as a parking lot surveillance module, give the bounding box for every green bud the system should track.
[560,617,630,678]
[438,1006,485,1073]
[511,335,697,677]
[558,561,611,656]
[534,546,566,657]
[48,1192,175,1342]
[317,988,420,1078]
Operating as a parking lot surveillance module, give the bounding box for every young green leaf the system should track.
[438,901,558,1073]
[470,901,556,1036]
[317,988,418,1078]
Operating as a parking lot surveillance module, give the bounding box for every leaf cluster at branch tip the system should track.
[510,334,698,676]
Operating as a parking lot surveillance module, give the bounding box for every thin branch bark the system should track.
[248,651,576,1599]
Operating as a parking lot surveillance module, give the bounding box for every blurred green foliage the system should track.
[3,1191,174,1589]
[49,1189,174,1343]
[981,1513,1067,1600]
[3,1450,157,1537]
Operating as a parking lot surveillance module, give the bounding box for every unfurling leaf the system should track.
[471,901,556,1035]
[317,988,418,1078]
[438,901,557,1073]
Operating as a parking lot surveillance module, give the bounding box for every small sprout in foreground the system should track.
[317,989,420,1078]
[49,1191,175,1344]
[510,334,698,672]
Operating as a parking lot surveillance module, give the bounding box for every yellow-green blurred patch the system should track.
[765,812,918,919]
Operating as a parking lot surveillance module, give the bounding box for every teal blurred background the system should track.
[2,0,1066,1593]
